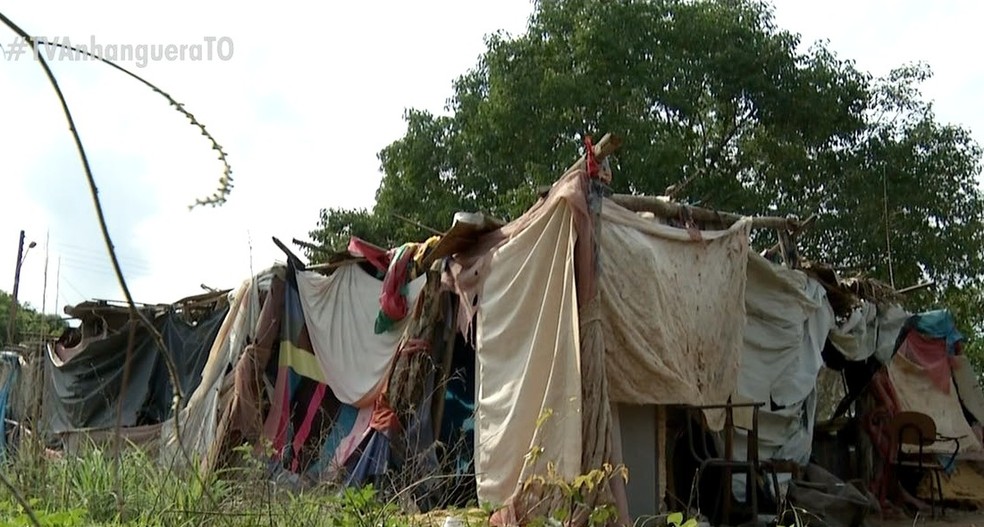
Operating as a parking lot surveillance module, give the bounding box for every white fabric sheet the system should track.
[828,302,909,363]
[474,199,583,507]
[296,264,425,407]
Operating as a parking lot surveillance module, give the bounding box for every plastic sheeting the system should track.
[296,264,425,408]
[0,352,21,458]
[161,270,271,468]
[953,355,984,426]
[886,340,983,454]
[828,302,909,363]
[739,253,833,409]
[732,254,836,500]
[45,305,228,435]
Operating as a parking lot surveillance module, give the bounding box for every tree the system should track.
[0,290,66,348]
[308,0,984,298]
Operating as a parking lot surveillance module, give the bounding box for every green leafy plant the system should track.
[665,511,697,527]
[326,484,404,527]
[521,460,628,527]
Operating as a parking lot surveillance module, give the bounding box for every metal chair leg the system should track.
[935,470,945,518]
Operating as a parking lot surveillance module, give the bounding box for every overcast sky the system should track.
[1,1,981,317]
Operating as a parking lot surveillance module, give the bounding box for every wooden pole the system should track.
[7,230,26,346]
[656,405,668,514]
[609,194,801,231]
[572,133,622,172]
[390,213,443,236]
[431,293,458,440]
[897,281,935,294]
[53,257,61,319]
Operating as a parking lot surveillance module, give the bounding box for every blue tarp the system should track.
[909,309,964,356]
[0,352,21,459]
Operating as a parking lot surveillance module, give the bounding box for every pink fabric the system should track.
[399,338,430,356]
[332,405,374,468]
[290,383,328,472]
[898,331,955,394]
[260,367,292,457]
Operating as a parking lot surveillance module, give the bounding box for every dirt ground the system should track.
[871,510,984,527]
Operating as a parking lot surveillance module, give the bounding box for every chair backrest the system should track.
[889,411,937,447]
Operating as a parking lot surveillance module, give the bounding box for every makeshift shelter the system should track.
[818,306,984,516]
[42,292,230,452]
[31,134,984,527]
[142,137,763,525]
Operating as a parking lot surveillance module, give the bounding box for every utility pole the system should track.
[7,230,25,346]
[7,230,35,347]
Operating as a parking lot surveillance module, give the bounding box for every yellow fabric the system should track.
[475,198,583,507]
[278,341,326,383]
[414,236,441,265]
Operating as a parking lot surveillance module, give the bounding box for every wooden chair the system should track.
[888,411,961,519]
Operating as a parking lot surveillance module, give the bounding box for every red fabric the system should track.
[863,369,900,509]
[379,246,415,322]
[898,331,955,394]
[368,395,401,436]
[584,135,599,178]
[348,237,390,272]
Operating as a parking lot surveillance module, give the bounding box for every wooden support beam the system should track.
[304,259,366,270]
[272,236,307,271]
[567,132,621,172]
[538,133,623,197]
[609,194,801,231]
[390,213,443,236]
[897,280,936,294]
[431,294,458,440]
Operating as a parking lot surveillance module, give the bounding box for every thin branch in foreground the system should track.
[0,470,40,527]
[9,29,234,208]
[0,12,231,522]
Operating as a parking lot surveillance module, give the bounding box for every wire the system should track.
[882,165,895,289]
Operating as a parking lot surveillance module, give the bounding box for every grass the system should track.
[0,438,491,527]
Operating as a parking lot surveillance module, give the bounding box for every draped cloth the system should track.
[447,167,753,526]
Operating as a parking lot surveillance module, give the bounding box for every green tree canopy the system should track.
[309,0,984,297]
[0,290,66,348]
